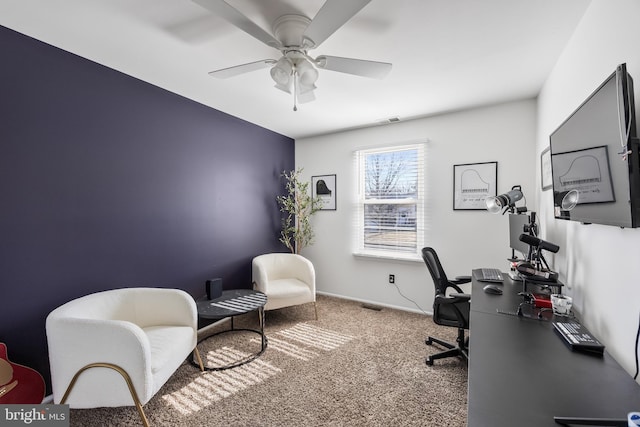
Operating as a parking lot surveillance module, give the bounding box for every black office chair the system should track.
[421,247,471,366]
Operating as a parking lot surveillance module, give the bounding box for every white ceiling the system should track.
[0,0,591,139]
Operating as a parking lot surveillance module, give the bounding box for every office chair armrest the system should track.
[449,292,471,301]
[446,276,471,294]
[435,293,470,304]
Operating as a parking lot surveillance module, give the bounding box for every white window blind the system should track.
[354,142,425,259]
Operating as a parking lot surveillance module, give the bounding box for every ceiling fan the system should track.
[193,0,392,110]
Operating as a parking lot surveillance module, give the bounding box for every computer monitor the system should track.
[509,213,530,259]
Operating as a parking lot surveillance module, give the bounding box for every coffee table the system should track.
[191,289,267,371]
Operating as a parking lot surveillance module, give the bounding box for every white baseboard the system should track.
[316,291,433,316]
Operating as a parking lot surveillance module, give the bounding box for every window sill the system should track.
[352,252,423,263]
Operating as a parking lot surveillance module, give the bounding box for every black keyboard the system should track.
[552,321,605,356]
[474,268,504,283]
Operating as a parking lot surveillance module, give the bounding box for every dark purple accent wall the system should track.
[0,25,293,391]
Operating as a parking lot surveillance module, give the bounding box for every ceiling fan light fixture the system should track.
[295,59,319,87]
[270,58,293,86]
[297,90,316,104]
[274,82,292,94]
[297,81,316,95]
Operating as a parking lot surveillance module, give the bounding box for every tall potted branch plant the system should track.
[277,168,322,254]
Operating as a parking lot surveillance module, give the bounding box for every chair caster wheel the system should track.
[425,338,433,346]
[426,358,434,366]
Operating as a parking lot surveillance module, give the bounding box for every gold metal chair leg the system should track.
[193,347,205,372]
[60,363,150,427]
[314,302,318,320]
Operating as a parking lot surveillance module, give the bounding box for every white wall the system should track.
[537,0,640,378]
[296,99,536,314]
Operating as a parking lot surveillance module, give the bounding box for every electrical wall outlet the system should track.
[389,274,395,284]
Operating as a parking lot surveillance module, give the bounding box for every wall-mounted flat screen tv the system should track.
[549,63,640,227]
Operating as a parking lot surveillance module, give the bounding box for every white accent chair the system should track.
[252,253,317,319]
[46,287,203,427]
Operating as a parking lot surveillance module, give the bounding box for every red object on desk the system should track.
[531,293,553,309]
[0,342,45,404]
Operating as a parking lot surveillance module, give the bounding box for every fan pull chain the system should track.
[293,69,298,111]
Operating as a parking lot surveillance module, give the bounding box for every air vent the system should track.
[376,116,401,125]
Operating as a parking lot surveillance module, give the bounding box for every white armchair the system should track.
[252,253,317,319]
[46,287,203,426]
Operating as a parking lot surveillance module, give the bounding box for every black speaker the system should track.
[206,278,223,300]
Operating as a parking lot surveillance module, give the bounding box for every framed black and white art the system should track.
[541,147,552,191]
[312,174,336,210]
[453,162,497,210]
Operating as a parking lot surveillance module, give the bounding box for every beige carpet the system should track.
[69,295,468,426]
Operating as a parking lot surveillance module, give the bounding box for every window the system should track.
[355,142,425,259]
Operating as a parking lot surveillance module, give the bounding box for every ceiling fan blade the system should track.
[303,0,371,48]
[316,55,392,79]
[208,59,276,79]
[193,0,282,49]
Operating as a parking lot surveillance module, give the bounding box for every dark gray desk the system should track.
[468,272,640,426]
